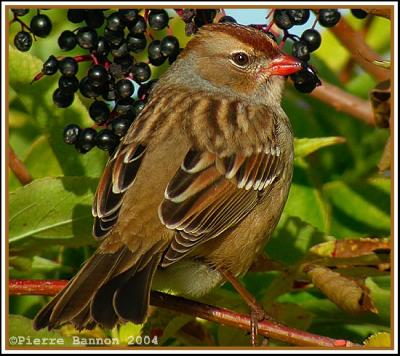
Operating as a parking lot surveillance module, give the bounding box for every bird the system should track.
[33,22,302,340]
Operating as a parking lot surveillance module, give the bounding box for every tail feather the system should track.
[113,256,160,324]
[33,244,163,331]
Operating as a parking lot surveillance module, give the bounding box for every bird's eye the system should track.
[231,52,250,66]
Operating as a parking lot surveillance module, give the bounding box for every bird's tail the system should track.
[33,244,162,331]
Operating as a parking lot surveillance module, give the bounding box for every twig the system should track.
[329,18,389,82]
[309,80,375,126]
[8,146,33,185]
[9,279,358,347]
[363,8,391,19]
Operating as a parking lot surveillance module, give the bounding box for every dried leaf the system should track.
[372,60,391,69]
[378,138,391,173]
[309,238,390,258]
[363,332,391,347]
[370,80,391,128]
[304,265,378,314]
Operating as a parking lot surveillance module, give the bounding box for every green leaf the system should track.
[267,215,332,265]
[9,177,98,254]
[294,137,346,159]
[23,135,63,179]
[365,277,391,324]
[323,178,391,237]
[284,160,329,232]
[8,315,74,347]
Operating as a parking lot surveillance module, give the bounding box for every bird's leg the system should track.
[219,268,271,346]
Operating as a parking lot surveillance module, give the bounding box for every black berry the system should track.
[292,41,310,62]
[291,68,320,93]
[107,12,125,31]
[110,116,132,137]
[116,79,134,99]
[148,9,169,30]
[301,29,322,52]
[95,129,119,151]
[219,15,237,23]
[351,9,368,19]
[160,36,180,57]
[42,55,58,75]
[89,100,110,124]
[128,15,147,35]
[119,9,139,24]
[12,9,29,17]
[84,9,105,28]
[76,127,97,153]
[58,75,79,94]
[59,57,78,77]
[58,30,77,51]
[88,64,108,86]
[148,40,167,66]
[273,10,293,30]
[132,62,151,83]
[79,76,104,98]
[76,27,98,50]
[126,33,147,53]
[14,31,32,52]
[137,80,157,101]
[53,88,74,108]
[114,97,135,116]
[67,9,85,23]
[287,9,310,25]
[318,9,341,27]
[30,14,52,38]
[132,100,146,117]
[63,124,81,145]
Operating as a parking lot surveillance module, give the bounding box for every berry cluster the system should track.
[11,8,355,155]
[271,9,342,92]
[27,9,181,154]
[11,9,52,52]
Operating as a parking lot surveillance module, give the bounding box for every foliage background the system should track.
[7,8,391,347]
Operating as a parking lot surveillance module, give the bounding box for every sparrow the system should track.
[33,23,302,336]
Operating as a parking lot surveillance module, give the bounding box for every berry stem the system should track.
[73,54,93,63]
[8,146,33,185]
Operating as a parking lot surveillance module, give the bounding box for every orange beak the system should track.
[267,53,303,76]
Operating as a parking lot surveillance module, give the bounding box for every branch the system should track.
[309,79,375,125]
[329,18,389,82]
[9,279,358,347]
[8,146,33,185]
[363,8,391,19]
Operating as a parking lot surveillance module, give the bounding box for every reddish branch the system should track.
[8,146,33,185]
[309,80,375,125]
[9,279,358,347]
[363,8,391,19]
[330,18,389,82]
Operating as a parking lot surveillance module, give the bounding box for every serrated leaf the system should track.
[305,265,377,315]
[9,177,98,254]
[8,315,74,347]
[364,332,391,347]
[294,137,346,159]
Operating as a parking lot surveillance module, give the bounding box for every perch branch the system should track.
[309,79,375,125]
[8,146,33,185]
[9,279,358,347]
[329,18,389,82]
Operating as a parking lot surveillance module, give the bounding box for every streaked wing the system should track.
[159,143,284,267]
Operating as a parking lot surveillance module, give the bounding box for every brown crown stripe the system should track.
[201,23,280,56]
